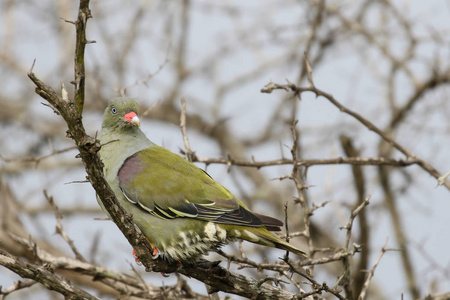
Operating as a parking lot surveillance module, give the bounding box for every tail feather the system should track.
[273,237,307,257]
[252,212,283,231]
[256,228,307,258]
[226,225,307,258]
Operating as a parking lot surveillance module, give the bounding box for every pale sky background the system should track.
[1,1,450,299]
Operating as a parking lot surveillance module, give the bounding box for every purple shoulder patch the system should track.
[118,153,144,185]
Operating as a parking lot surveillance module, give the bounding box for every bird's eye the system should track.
[111,106,117,114]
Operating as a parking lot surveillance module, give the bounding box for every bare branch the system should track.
[44,190,87,262]
[0,145,77,167]
[0,249,99,300]
[0,279,37,298]
[260,81,450,190]
[358,239,390,300]
[341,195,371,250]
[179,97,195,162]
[303,52,314,88]
[73,0,93,115]
[194,155,421,168]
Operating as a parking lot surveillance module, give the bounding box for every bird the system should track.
[98,97,306,262]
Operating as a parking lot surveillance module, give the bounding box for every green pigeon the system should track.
[98,97,306,261]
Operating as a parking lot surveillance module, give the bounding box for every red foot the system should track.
[132,245,160,265]
[132,249,142,265]
[151,246,159,258]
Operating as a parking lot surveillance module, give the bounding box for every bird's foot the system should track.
[150,245,160,259]
[132,245,160,265]
[132,249,142,265]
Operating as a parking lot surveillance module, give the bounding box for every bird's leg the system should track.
[150,245,160,259]
[132,249,142,265]
[132,241,160,264]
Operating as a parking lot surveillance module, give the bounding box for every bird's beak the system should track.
[131,115,140,127]
[124,112,141,127]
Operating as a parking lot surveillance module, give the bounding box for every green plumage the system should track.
[98,97,306,261]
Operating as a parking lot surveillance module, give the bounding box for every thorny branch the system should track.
[20,1,329,299]
[0,249,99,300]
[179,97,196,162]
[341,196,371,250]
[261,79,450,190]
[2,0,448,299]
[44,190,87,262]
[193,155,421,168]
[358,239,390,300]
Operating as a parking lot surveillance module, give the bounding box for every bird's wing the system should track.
[117,146,281,229]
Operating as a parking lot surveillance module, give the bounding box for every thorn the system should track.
[60,18,76,25]
[303,52,314,88]
[28,59,36,74]
[61,82,68,101]
[132,249,143,266]
[437,170,450,186]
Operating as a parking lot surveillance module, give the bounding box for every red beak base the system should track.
[124,112,140,126]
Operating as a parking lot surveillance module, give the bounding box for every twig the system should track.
[72,0,94,116]
[283,201,291,259]
[216,247,359,272]
[129,262,150,294]
[438,170,450,186]
[7,233,209,298]
[379,164,419,298]
[260,80,450,190]
[283,259,347,300]
[341,195,371,250]
[44,190,87,262]
[193,156,422,168]
[358,239,389,300]
[303,52,314,88]
[340,134,370,297]
[118,43,170,96]
[288,120,313,259]
[0,279,37,297]
[0,145,77,167]
[179,98,195,162]
[0,249,99,300]
[27,0,157,292]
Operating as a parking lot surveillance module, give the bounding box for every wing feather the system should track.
[118,146,281,229]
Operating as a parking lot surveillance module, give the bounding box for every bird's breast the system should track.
[141,221,231,261]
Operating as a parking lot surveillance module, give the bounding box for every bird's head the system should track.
[102,97,141,131]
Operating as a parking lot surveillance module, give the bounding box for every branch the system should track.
[8,234,211,299]
[44,190,87,262]
[179,97,195,162]
[24,2,310,299]
[0,145,77,167]
[194,156,421,168]
[73,0,94,116]
[341,196,371,250]
[358,239,390,300]
[0,279,36,298]
[27,0,156,294]
[0,249,99,300]
[261,80,450,190]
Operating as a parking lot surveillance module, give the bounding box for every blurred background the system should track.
[1,0,449,299]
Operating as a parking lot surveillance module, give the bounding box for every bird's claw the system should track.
[132,249,143,266]
[151,246,160,259]
[132,245,160,265]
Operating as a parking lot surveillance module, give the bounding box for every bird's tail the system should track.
[225,225,307,258]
